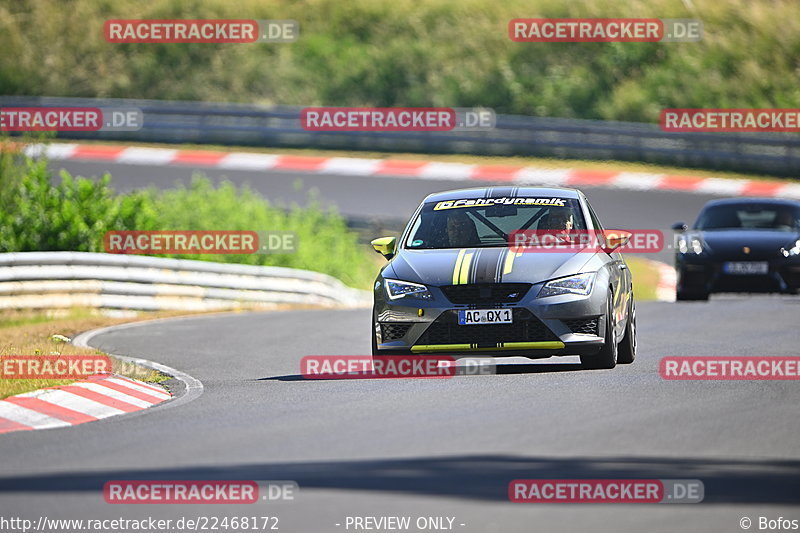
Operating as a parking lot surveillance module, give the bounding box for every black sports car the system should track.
[672,198,800,300]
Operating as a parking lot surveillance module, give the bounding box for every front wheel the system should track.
[581,290,617,369]
[617,297,636,364]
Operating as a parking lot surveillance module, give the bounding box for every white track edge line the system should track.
[72,321,205,412]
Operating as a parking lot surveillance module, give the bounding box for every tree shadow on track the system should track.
[1,454,798,505]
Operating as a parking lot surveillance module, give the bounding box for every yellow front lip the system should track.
[410,341,565,353]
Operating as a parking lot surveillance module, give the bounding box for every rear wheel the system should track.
[581,290,617,369]
[617,296,636,364]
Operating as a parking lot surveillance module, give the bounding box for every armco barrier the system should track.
[0,252,369,311]
[1,96,798,176]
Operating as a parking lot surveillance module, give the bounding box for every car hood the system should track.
[385,247,596,286]
[698,229,800,255]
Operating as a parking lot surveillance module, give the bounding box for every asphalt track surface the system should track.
[47,159,719,264]
[50,160,723,226]
[0,159,797,532]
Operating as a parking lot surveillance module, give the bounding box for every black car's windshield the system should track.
[696,204,800,231]
[405,197,586,249]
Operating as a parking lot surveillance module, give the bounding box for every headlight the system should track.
[781,239,800,257]
[385,279,432,300]
[538,272,596,298]
[677,235,704,255]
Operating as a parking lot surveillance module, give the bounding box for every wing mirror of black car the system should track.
[671,222,688,231]
[371,236,397,260]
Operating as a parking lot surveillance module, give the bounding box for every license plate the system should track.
[723,261,768,275]
[458,309,512,325]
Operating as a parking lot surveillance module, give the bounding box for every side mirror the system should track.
[671,222,688,231]
[371,236,397,260]
[603,230,632,253]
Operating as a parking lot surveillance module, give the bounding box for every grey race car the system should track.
[370,187,636,369]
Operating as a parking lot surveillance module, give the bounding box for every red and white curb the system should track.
[0,374,171,435]
[0,316,207,436]
[640,259,678,302]
[22,143,800,199]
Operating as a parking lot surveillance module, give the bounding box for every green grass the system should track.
[627,256,662,301]
[1,0,797,124]
[0,314,56,329]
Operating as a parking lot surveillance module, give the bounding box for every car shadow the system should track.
[258,361,586,381]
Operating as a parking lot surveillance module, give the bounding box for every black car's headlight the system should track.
[781,239,800,257]
[677,235,704,255]
[385,279,432,300]
[538,272,596,298]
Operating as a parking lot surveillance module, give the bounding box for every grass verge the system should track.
[627,256,663,302]
[3,0,797,125]
[0,308,205,400]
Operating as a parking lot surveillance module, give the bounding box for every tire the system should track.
[581,289,617,370]
[676,290,709,301]
[617,296,636,364]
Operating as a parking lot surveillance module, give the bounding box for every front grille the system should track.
[440,283,531,304]
[564,317,599,335]
[416,309,557,347]
[713,276,779,293]
[381,323,413,341]
[681,270,709,288]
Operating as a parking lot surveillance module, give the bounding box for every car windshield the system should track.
[696,204,800,231]
[405,197,587,249]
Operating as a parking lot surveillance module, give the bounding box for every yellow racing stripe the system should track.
[452,249,466,285]
[459,252,474,284]
[503,250,521,275]
[411,341,565,353]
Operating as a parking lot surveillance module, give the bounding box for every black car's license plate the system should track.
[723,261,768,275]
